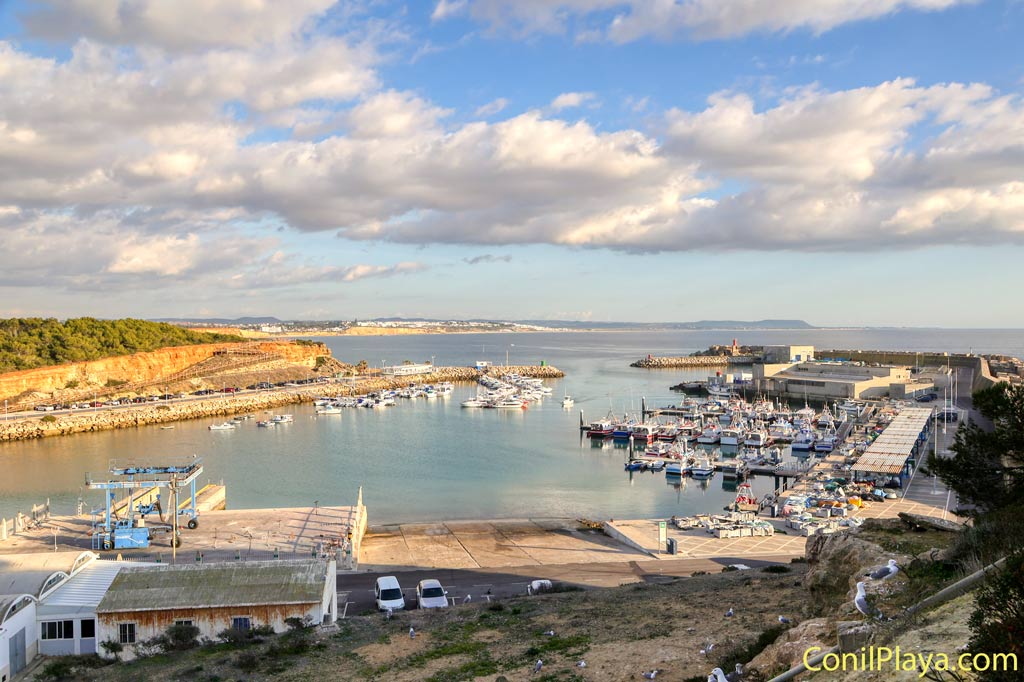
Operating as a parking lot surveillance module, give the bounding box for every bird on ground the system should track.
[462,594,472,604]
[533,659,543,674]
[725,607,734,617]
[726,663,744,682]
[542,630,556,637]
[708,668,728,682]
[700,642,715,656]
[778,615,792,625]
[409,627,415,639]
[576,660,587,668]
[642,671,661,679]
[865,559,900,581]
[384,607,393,621]
[854,582,884,619]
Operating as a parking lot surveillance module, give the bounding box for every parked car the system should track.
[416,579,448,609]
[915,393,938,402]
[132,397,148,403]
[34,404,55,411]
[374,576,406,611]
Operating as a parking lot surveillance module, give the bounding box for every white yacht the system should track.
[561,395,575,408]
[696,423,722,444]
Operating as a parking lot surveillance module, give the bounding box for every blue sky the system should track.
[0,0,1022,326]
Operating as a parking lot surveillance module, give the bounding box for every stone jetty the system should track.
[0,365,563,443]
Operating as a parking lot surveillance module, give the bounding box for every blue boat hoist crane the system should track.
[86,458,204,551]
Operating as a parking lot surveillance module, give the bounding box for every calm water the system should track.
[1,329,1021,523]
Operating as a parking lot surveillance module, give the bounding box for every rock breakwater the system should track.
[0,365,563,442]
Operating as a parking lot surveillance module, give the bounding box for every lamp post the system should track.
[3,399,7,421]
[506,344,514,368]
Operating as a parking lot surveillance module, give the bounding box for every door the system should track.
[9,627,27,675]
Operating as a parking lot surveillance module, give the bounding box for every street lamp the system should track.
[506,344,514,367]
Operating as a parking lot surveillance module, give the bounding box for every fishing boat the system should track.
[645,442,674,458]
[720,424,746,447]
[655,424,679,441]
[690,456,715,478]
[814,428,837,453]
[744,427,770,448]
[612,422,634,440]
[768,418,796,443]
[208,422,235,431]
[677,424,700,444]
[720,459,748,480]
[586,419,614,438]
[696,423,722,445]
[629,423,658,444]
[791,428,816,451]
[726,482,760,512]
[817,407,835,429]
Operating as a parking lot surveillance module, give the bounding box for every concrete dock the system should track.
[358,518,650,571]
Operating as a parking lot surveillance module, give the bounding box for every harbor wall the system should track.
[0,341,326,404]
[630,356,756,368]
[0,365,563,443]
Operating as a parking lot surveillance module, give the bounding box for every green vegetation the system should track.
[926,382,1024,680]
[41,414,57,422]
[0,318,243,372]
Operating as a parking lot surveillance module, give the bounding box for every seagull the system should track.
[533,659,543,674]
[543,630,556,637]
[708,668,728,682]
[642,671,661,679]
[700,642,715,656]
[865,559,900,581]
[576,660,587,668]
[409,627,415,639]
[854,582,883,619]
[462,594,472,604]
[778,615,792,625]
[725,607,734,617]
[726,663,744,682]
[384,607,393,621]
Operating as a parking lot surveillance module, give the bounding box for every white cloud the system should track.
[432,0,469,22]
[475,97,509,117]
[431,0,976,41]
[22,0,338,51]
[550,91,597,111]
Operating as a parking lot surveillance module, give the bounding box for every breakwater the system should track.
[630,355,756,368]
[0,365,563,442]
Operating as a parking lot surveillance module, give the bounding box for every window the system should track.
[174,620,193,627]
[41,620,74,640]
[80,619,95,638]
[118,623,136,644]
[231,617,251,631]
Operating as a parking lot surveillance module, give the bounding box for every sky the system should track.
[0,0,1022,327]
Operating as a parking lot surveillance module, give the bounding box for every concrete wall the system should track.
[0,598,38,681]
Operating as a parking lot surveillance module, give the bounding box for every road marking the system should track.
[472,583,493,587]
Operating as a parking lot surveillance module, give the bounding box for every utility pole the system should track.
[171,475,178,564]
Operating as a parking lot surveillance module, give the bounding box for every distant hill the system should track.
[0,318,243,372]
[510,319,816,330]
[152,316,283,326]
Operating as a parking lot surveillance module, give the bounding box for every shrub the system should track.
[105,378,128,387]
[39,655,108,680]
[761,565,792,574]
[64,379,79,389]
[164,622,200,651]
[967,551,1024,681]
[235,652,260,672]
[41,414,57,423]
[100,639,123,660]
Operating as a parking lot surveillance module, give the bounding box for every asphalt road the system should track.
[337,555,788,616]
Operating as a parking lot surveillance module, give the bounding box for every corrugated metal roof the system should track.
[0,551,87,597]
[37,559,152,618]
[97,559,328,614]
[854,407,932,473]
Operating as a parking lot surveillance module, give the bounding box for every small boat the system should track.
[791,428,815,451]
[744,428,770,448]
[271,414,294,423]
[690,456,715,478]
[561,395,575,408]
[720,459,748,480]
[257,420,275,428]
[665,460,689,476]
[624,459,647,471]
[647,460,666,472]
[160,426,175,430]
[316,405,342,414]
[720,425,746,447]
[208,422,235,431]
[461,398,488,408]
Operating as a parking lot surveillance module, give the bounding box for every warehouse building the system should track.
[96,559,336,660]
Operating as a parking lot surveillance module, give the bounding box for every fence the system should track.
[0,498,51,543]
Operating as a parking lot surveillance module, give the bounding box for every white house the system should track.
[1,595,37,682]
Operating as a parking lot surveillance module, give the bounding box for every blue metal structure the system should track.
[86,458,204,551]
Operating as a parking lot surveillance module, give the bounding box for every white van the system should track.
[374,576,406,611]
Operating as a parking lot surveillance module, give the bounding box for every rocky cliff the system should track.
[0,341,328,404]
